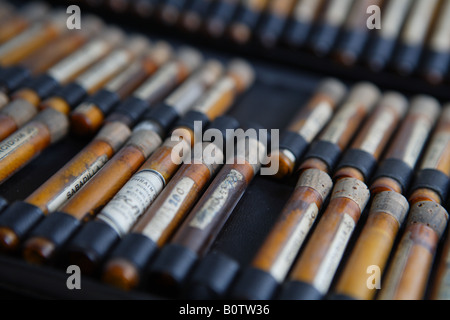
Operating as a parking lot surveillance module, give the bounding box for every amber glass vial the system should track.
[147,127,268,297]
[377,202,449,300]
[0,27,123,139]
[273,78,347,179]
[62,59,253,275]
[329,98,442,300]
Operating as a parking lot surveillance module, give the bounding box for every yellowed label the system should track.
[402,0,439,46]
[97,169,165,236]
[380,0,413,39]
[142,177,196,242]
[313,213,355,294]
[192,77,235,114]
[421,132,450,170]
[46,155,109,212]
[378,233,413,300]
[0,126,38,161]
[297,102,333,143]
[77,50,131,91]
[324,0,354,26]
[48,41,110,83]
[189,169,243,230]
[0,23,43,57]
[403,118,432,168]
[269,203,319,282]
[134,62,178,101]
[359,109,395,154]
[321,102,358,144]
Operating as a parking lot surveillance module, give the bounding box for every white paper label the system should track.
[48,41,110,83]
[142,177,196,242]
[359,109,395,154]
[313,213,355,294]
[192,77,235,114]
[189,169,243,230]
[133,63,178,101]
[269,203,319,282]
[403,118,432,168]
[321,102,358,144]
[0,23,43,57]
[297,102,333,143]
[378,233,413,300]
[77,50,131,90]
[97,170,165,236]
[46,155,109,212]
[0,126,38,161]
[421,132,450,170]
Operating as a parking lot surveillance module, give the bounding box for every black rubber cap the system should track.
[185,251,240,300]
[303,140,342,173]
[190,0,212,16]
[394,44,423,75]
[236,6,259,28]
[423,50,450,83]
[259,14,286,47]
[309,23,340,56]
[285,20,312,47]
[64,220,120,274]
[84,89,121,116]
[174,110,210,132]
[108,233,158,272]
[230,266,280,300]
[336,29,369,63]
[410,169,450,203]
[213,0,237,22]
[336,149,377,182]
[279,130,308,164]
[0,66,30,92]
[366,36,397,71]
[277,280,324,300]
[27,211,81,249]
[111,96,150,127]
[142,102,180,134]
[27,73,61,99]
[53,82,87,109]
[371,158,413,194]
[0,201,44,239]
[0,196,8,214]
[206,115,240,152]
[147,243,198,295]
[326,292,358,300]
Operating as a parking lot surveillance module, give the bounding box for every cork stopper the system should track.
[346,82,381,112]
[331,178,371,212]
[99,26,126,47]
[123,34,151,57]
[33,108,69,143]
[316,78,347,106]
[370,191,410,226]
[296,168,333,201]
[198,59,225,87]
[127,129,163,158]
[409,95,441,125]
[226,59,255,93]
[176,46,203,74]
[79,14,104,38]
[95,122,132,152]
[147,41,173,67]
[408,201,449,239]
[1,99,38,127]
[21,2,50,22]
[378,92,409,119]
